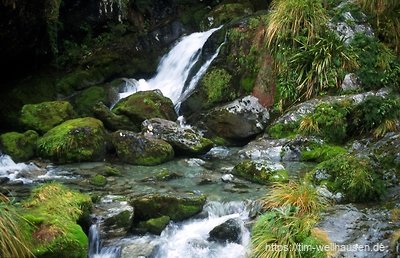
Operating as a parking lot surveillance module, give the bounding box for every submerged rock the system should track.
[142,118,213,155]
[0,130,39,162]
[208,218,242,244]
[198,95,269,141]
[130,193,207,222]
[36,117,107,164]
[20,101,76,134]
[112,90,177,126]
[111,130,174,166]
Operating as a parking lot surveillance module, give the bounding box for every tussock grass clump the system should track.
[0,194,34,258]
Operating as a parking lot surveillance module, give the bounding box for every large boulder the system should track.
[112,90,177,126]
[141,118,213,155]
[208,218,242,244]
[130,193,206,222]
[197,96,269,141]
[36,117,107,164]
[0,130,39,162]
[20,101,76,134]
[111,130,174,166]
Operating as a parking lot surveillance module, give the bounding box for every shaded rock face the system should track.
[130,193,206,222]
[112,90,177,126]
[197,95,269,141]
[208,218,242,244]
[141,118,213,155]
[20,101,76,134]
[93,102,139,132]
[111,130,174,166]
[36,117,107,164]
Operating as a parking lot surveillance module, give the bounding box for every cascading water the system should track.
[89,223,121,258]
[116,26,224,107]
[0,154,37,183]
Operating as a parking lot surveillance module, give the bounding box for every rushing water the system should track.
[116,26,223,106]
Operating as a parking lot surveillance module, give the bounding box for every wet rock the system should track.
[93,102,139,132]
[111,130,174,166]
[208,218,242,244]
[36,117,107,164]
[120,235,159,258]
[0,130,39,162]
[239,137,287,161]
[198,95,269,141]
[130,193,207,222]
[112,90,177,126]
[92,195,134,239]
[316,186,343,203]
[186,158,206,167]
[141,169,182,182]
[20,101,76,134]
[232,160,288,184]
[137,215,170,235]
[142,118,213,155]
[281,136,324,161]
[221,174,235,183]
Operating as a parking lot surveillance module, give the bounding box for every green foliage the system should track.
[0,194,33,258]
[299,102,352,143]
[356,0,400,53]
[267,122,299,139]
[349,95,400,137]
[251,207,328,258]
[349,33,397,89]
[310,155,385,202]
[201,68,232,104]
[301,143,347,162]
[267,0,357,105]
[0,130,39,162]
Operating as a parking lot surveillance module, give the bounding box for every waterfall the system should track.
[0,154,37,183]
[89,224,121,258]
[116,26,223,106]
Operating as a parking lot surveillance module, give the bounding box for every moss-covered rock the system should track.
[111,130,174,165]
[142,118,214,155]
[36,117,107,164]
[22,183,92,258]
[232,160,288,184]
[130,193,206,222]
[112,90,177,126]
[93,102,139,132]
[267,122,299,139]
[300,143,347,163]
[308,154,385,202]
[0,130,39,161]
[74,86,109,116]
[90,174,107,187]
[20,101,76,134]
[137,215,171,235]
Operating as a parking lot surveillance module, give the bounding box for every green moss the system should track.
[309,154,385,202]
[36,117,106,164]
[104,210,132,229]
[0,130,39,161]
[102,166,121,177]
[20,101,76,134]
[232,160,289,184]
[301,143,347,162]
[74,86,108,116]
[112,90,177,125]
[267,122,299,139]
[22,183,92,258]
[201,68,232,105]
[137,216,170,235]
[90,174,107,187]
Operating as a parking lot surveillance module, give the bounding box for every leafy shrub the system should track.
[349,95,400,137]
[299,102,351,143]
[309,154,385,202]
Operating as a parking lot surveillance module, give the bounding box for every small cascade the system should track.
[89,224,121,258]
[151,201,251,258]
[115,26,223,106]
[0,154,37,183]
